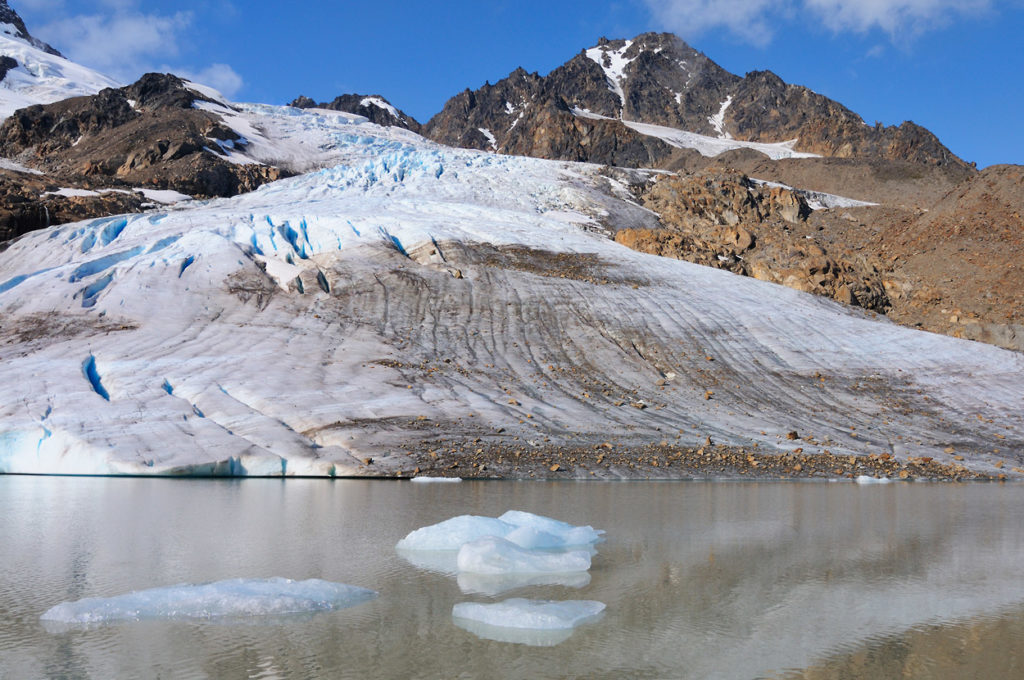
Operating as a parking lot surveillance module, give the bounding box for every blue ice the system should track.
[40,577,378,624]
[395,511,603,552]
[457,536,592,575]
[452,599,605,645]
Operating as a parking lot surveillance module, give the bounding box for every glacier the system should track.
[40,577,377,625]
[0,100,1022,477]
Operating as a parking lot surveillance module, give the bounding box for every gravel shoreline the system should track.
[381,441,1008,482]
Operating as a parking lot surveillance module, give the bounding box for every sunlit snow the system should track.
[585,40,635,108]
[0,24,120,119]
[571,107,819,160]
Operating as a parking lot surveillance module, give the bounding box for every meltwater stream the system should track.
[2,477,1024,679]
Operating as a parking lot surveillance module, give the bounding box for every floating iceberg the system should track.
[457,571,591,597]
[457,536,592,575]
[40,577,378,625]
[453,598,605,645]
[395,511,603,552]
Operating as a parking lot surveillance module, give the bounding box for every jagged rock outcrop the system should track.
[616,170,890,312]
[727,70,962,167]
[290,93,420,132]
[0,168,149,243]
[0,73,286,240]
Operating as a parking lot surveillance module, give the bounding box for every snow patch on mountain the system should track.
[0,24,120,120]
[571,107,817,161]
[360,96,399,119]
[708,96,733,139]
[585,40,634,109]
[749,178,877,210]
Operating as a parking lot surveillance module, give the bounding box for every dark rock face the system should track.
[290,93,421,132]
[0,72,287,240]
[0,55,16,83]
[0,0,61,56]
[423,32,970,172]
[727,70,961,167]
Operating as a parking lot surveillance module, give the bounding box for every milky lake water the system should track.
[2,477,1024,679]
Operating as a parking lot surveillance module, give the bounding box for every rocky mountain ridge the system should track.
[422,33,969,172]
[0,73,287,241]
[289,93,421,132]
[0,0,58,57]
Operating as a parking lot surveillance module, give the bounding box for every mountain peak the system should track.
[423,30,967,170]
[0,0,61,56]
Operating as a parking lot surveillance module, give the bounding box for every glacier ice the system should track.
[40,577,377,624]
[395,511,603,552]
[452,598,605,645]
[457,536,592,575]
[456,571,591,597]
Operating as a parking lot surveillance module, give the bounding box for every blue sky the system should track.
[15,0,1024,167]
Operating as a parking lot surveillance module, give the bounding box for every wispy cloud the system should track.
[37,11,192,81]
[30,1,244,96]
[805,0,991,34]
[175,63,244,99]
[643,0,781,45]
[642,0,995,44]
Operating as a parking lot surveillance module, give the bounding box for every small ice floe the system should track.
[457,571,591,597]
[410,476,462,483]
[40,577,377,625]
[395,510,603,552]
[855,475,893,484]
[452,599,605,646]
[457,536,592,575]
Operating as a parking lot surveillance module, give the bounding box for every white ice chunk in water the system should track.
[410,476,462,483]
[396,515,515,551]
[395,511,603,552]
[499,510,604,548]
[457,536,592,575]
[40,577,377,624]
[453,599,605,645]
[855,475,893,484]
[457,571,591,597]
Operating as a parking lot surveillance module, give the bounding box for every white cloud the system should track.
[175,63,244,99]
[805,0,991,34]
[36,10,192,82]
[643,0,781,45]
[643,0,996,43]
[29,3,243,97]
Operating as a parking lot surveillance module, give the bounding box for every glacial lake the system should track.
[2,477,1024,679]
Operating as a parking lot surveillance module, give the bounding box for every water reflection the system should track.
[2,477,1024,679]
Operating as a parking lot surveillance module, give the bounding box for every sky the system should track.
[14,0,1024,168]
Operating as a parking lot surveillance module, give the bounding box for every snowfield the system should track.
[0,23,120,119]
[0,102,1022,477]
